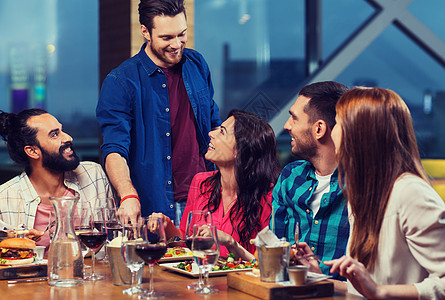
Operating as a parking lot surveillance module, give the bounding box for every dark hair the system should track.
[300,81,348,129]
[0,109,48,174]
[336,87,428,270]
[201,110,281,248]
[139,0,186,33]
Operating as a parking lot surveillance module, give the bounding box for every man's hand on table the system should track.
[117,197,141,225]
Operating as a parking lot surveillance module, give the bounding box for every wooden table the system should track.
[1,259,362,299]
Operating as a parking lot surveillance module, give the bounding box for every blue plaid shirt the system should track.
[271,160,349,278]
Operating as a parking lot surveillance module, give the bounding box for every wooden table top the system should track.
[0,259,362,299]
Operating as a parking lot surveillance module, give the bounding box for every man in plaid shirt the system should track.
[0,109,112,246]
[271,81,349,278]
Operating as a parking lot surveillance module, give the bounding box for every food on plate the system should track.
[0,237,36,265]
[163,247,192,258]
[174,254,255,272]
[175,260,194,272]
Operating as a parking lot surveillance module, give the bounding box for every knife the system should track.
[7,277,47,284]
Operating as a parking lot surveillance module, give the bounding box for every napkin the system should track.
[254,226,286,247]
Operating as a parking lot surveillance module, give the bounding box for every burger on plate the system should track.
[0,237,36,265]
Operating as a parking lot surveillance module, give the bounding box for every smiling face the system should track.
[27,113,79,172]
[283,95,317,160]
[205,116,236,167]
[142,12,187,68]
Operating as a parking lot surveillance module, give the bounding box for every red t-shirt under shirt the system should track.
[160,63,206,202]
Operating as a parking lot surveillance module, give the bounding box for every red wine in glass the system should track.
[192,237,215,251]
[78,232,107,251]
[93,221,122,235]
[93,221,103,232]
[185,237,193,249]
[135,243,167,264]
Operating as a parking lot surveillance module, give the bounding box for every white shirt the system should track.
[309,172,332,216]
[347,173,445,300]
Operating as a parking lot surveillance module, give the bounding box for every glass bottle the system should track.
[47,195,84,287]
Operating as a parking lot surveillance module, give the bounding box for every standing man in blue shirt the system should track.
[96,0,221,226]
[271,81,349,278]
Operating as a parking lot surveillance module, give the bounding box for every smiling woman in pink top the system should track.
[152,110,281,260]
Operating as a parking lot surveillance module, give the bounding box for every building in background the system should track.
[0,0,444,184]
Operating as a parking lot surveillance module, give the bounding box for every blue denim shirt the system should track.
[96,43,221,221]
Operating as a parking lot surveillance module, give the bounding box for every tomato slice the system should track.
[164,254,173,257]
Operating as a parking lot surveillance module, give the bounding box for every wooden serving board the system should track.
[0,261,47,280]
[227,272,333,300]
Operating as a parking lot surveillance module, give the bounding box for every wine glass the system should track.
[73,202,92,272]
[94,196,120,263]
[191,224,220,294]
[77,203,107,281]
[102,205,122,240]
[184,210,212,290]
[121,219,145,295]
[136,216,168,299]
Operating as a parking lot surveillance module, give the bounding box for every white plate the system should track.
[159,261,253,277]
[0,259,48,267]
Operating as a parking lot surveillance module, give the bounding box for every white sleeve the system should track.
[396,177,445,300]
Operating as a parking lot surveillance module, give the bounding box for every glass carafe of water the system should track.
[47,195,84,287]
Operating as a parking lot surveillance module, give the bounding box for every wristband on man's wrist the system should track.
[120,194,140,204]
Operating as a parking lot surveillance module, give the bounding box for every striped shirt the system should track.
[0,161,112,230]
[271,160,349,278]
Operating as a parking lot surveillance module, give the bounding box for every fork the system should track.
[43,220,56,234]
[294,221,299,252]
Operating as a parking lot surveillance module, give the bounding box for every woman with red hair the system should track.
[326,87,445,299]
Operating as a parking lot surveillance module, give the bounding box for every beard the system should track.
[149,41,183,67]
[40,143,80,173]
[291,129,318,161]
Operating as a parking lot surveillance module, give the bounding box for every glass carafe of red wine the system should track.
[47,195,84,287]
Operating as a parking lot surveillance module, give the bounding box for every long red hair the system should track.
[335,87,428,270]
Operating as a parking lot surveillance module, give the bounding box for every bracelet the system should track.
[120,194,140,204]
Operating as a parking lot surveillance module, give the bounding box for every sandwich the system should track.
[0,237,36,265]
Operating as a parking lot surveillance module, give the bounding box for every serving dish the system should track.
[158,247,193,263]
[0,259,47,280]
[159,261,253,277]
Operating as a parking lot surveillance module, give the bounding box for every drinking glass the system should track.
[77,203,107,281]
[101,207,122,241]
[184,210,212,290]
[121,219,145,295]
[136,216,168,299]
[191,224,219,294]
[94,196,120,263]
[73,203,92,271]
